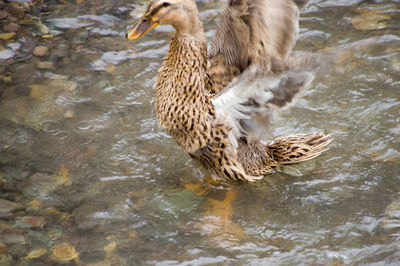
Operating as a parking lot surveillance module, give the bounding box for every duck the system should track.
[126,0,332,181]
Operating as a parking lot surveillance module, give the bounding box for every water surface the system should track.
[0,0,399,264]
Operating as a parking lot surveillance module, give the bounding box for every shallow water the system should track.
[0,0,400,265]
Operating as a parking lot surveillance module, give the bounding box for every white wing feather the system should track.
[212,65,277,147]
[212,56,319,148]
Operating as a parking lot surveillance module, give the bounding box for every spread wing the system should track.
[207,0,317,144]
[211,53,321,145]
[207,0,304,93]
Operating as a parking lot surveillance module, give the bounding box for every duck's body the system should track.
[127,0,332,181]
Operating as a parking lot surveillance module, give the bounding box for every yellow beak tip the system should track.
[126,31,139,40]
[125,21,159,41]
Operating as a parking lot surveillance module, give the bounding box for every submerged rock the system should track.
[0,223,25,245]
[25,248,47,260]
[382,192,400,233]
[0,199,24,219]
[33,46,49,57]
[3,23,20,32]
[20,37,36,55]
[0,49,15,60]
[49,78,78,92]
[22,172,54,198]
[36,61,54,69]
[50,46,69,60]
[35,20,50,35]
[351,5,391,30]
[0,242,7,254]
[0,10,7,20]
[51,244,79,262]
[64,110,75,119]
[0,32,15,40]
[15,216,47,229]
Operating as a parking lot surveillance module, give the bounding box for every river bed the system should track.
[0,0,400,265]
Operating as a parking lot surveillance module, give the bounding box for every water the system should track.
[0,0,399,264]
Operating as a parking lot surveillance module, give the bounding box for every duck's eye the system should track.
[162,2,170,7]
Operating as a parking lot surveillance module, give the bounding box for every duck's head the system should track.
[126,0,201,40]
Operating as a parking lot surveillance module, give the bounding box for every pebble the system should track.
[64,110,75,119]
[51,244,79,262]
[0,242,7,254]
[0,223,25,245]
[73,204,102,229]
[384,194,400,219]
[0,199,24,219]
[28,200,42,208]
[7,42,21,51]
[1,232,25,245]
[33,46,49,57]
[36,20,50,34]
[50,79,78,91]
[21,38,36,54]
[8,16,18,23]
[3,23,20,32]
[11,63,35,83]
[0,49,15,60]
[390,56,400,72]
[0,10,7,20]
[25,248,47,260]
[382,192,400,232]
[29,84,48,99]
[22,172,53,198]
[0,32,16,40]
[37,61,54,69]
[5,5,25,20]
[16,216,47,229]
[50,47,69,59]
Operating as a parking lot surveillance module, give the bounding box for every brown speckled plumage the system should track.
[126,0,332,181]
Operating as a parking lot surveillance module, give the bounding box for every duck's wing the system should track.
[211,53,321,145]
[207,0,306,93]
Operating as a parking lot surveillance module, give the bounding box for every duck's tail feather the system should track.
[267,132,333,165]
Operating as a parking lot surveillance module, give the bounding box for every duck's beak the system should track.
[126,15,159,40]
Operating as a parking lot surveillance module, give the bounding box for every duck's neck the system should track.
[158,33,207,97]
[171,5,206,42]
[154,7,208,110]
[155,30,208,125]
[176,18,206,42]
